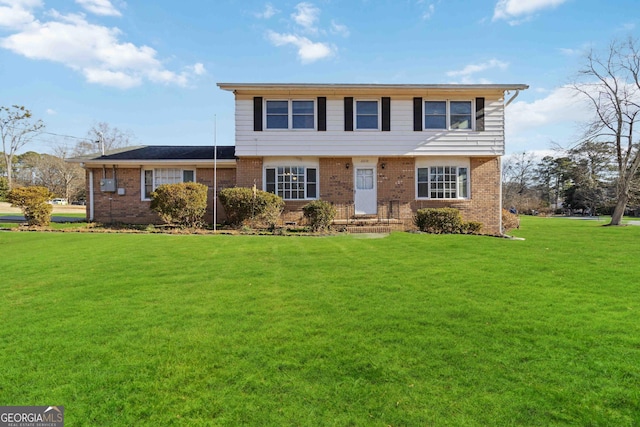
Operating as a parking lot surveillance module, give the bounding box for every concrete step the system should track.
[344,225,393,234]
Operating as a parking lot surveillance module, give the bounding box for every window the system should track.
[266,100,315,129]
[417,166,468,199]
[356,169,374,190]
[265,166,317,200]
[142,168,195,199]
[356,100,378,130]
[424,101,446,129]
[450,101,472,129]
[424,100,472,130]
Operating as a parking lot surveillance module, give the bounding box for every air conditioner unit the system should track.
[100,179,117,192]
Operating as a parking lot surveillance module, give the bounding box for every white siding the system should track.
[234,94,506,157]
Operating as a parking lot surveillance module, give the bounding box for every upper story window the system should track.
[424,100,472,130]
[142,168,195,200]
[266,100,315,130]
[356,100,379,130]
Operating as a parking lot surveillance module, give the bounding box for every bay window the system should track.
[417,166,469,199]
[265,166,317,200]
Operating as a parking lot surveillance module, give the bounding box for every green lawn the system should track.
[1,217,639,426]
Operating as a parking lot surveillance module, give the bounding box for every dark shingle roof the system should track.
[91,145,236,161]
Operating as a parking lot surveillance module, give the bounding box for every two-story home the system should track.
[75,83,527,234]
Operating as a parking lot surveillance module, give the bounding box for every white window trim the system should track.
[264,99,316,131]
[415,158,470,200]
[354,99,381,131]
[263,162,319,201]
[141,168,196,201]
[424,99,474,131]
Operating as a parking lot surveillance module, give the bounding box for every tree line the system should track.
[505,37,640,223]
[0,104,133,203]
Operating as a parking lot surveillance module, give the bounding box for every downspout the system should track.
[505,89,520,107]
[502,89,524,239]
[89,169,94,221]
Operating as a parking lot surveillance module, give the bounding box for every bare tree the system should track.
[0,105,44,189]
[573,38,640,225]
[73,122,134,156]
[37,146,85,201]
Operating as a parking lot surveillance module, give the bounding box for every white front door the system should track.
[355,167,377,215]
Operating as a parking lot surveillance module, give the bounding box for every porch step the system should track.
[344,225,393,234]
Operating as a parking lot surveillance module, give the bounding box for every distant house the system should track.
[73,83,527,234]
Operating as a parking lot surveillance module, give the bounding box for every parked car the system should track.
[49,198,68,205]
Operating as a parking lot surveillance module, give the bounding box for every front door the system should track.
[355,167,377,215]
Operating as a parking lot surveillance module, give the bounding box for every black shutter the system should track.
[344,97,353,131]
[317,97,326,131]
[475,97,485,131]
[413,97,422,131]
[254,97,263,131]
[382,97,391,131]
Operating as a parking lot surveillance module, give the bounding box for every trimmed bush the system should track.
[302,200,337,232]
[502,209,520,232]
[218,187,285,228]
[150,182,208,228]
[414,207,483,234]
[7,186,54,226]
[462,221,483,235]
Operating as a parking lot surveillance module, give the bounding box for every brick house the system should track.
[74,83,527,234]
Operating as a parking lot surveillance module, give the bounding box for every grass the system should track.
[1,217,639,426]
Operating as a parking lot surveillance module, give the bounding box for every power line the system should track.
[3,124,89,141]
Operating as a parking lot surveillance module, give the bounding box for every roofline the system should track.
[75,159,237,167]
[217,83,529,91]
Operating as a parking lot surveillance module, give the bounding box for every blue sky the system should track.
[1,0,638,156]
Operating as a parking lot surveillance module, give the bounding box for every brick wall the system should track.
[88,167,159,224]
[87,167,237,225]
[409,157,502,234]
[236,158,263,188]
[86,156,502,233]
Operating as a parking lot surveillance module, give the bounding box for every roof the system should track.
[71,145,236,162]
[217,83,529,92]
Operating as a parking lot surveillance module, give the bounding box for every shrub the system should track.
[414,207,484,235]
[7,186,54,226]
[0,177,8,201]
[462,221,483,234]
[414,207,465,234]
[502,209,520,232]
[150,182,208,228]
[302,200,337,232]
[218,187,285,228]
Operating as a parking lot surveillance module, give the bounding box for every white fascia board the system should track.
[217,83,529,92]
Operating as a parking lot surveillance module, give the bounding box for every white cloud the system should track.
[507,86,585,132]
[75,0,121,17]
[255,3,278,19]
[493,0,568,25]
[422,4,435,20]
[330,20,349,37]
[46,108,56,115]
[447,59,509,78]
[191,63,206,76]
[292,2,320,33]
[0,5,203,89]
[266,30,334,63]
[0,0,42,30]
